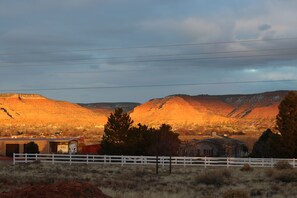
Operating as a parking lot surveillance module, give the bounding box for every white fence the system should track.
[13,153,297,168]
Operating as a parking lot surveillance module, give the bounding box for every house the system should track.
[179,136,248,157]
[0,137,78,157]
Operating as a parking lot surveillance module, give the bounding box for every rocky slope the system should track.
[130,91,290,135]
[0,94,106,136]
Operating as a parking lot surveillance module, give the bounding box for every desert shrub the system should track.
[221,168,231,178]
[194,169,231,187]
[223,189,248,198]
[274,160,293,170]
[274,170,297,183]
[240,164,253,171]
[265,169,275,177]
[250,188,262,197]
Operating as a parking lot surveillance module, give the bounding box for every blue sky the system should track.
[0,0,297,103]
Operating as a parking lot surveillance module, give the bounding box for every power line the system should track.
[0,37,297,56]
[1,51,296,68]
[0,79,295,92]
[1,46,297,64]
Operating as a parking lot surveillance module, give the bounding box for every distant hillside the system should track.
[79,102,140,116]
[0,94,106,136]
[130,91,290,136]
[0,91,292,138]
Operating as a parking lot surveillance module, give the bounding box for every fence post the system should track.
[294,159,296,168]
[25,153,27,163]
[183,157,186,167]
[86,155,89,165]
[262,158,264,167]
[227,157,229,168]
[35,153,38,161]
[13,153,15,165]
[104,155,106,165]
[271,158,273,168]
[162,157,165,168]
[52,153,54,165]
[204,156,207,168]
[69,154,72,165]
[121,155,124,166]
[156,155,159,175]
[169,156,172,174]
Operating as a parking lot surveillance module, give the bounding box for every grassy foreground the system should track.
[1,161,297,198]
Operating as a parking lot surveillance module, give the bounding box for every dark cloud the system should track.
[0,0,297,103]
[258,24,271,31]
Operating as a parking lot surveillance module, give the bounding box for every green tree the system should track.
[276,91,297,157]
[126,123,154,155]
[24,141,39,153]
[148,124,181,156]
[101,108,133,154]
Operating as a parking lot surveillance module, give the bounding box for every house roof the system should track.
[0,137,78,142]
[194,136,246,146]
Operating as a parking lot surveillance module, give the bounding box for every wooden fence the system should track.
[13,153,297,168]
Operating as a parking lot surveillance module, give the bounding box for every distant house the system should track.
[0,137,78,157]
[179,136,248,157]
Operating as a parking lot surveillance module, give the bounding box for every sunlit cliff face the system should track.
[0,91,290,137]
[0,94,107,135]
[130,91,288,134]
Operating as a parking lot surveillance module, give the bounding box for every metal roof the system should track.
[0,137,78,141]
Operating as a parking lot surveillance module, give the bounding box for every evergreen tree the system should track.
[276,91,297,157]
[101,108,133,154]
[148,124,181,156]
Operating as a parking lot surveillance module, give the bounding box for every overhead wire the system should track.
[0,37,297,56]
[0,79,295,92]
[1,46,297,64]
[0,49,297,69]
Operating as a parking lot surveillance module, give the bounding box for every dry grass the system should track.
[274,160,293,170]
[1,161,297,197]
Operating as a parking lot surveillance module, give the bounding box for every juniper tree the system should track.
[276,91,297,157]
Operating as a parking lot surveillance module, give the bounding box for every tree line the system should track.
[100,108,180,156]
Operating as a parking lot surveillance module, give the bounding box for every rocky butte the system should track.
[0,91,292,141]
[129,91,289,137]
[0,93,106,137]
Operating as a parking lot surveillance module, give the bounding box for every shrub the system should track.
[194,169,231,187]
[274,160,293,170]
[265,169,275,177]
[223,189,248,198]
[240,164,253,171]
[274,170,297,183]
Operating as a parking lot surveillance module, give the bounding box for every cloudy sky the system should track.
[1,0,297,103]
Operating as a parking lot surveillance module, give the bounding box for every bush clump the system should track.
[194,169,231,187]
[240,164,253,172]
[274,170,297,183]
[274,160,293,170]
[223,189,248,198]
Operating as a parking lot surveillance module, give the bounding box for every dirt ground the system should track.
[0,161,297,198]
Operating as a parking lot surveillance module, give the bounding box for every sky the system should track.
[1,0,297,103]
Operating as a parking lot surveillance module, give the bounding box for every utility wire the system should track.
[1,51,297,68]
[0,79,295,92]
[1,46,297,64]
[0,37,296,56]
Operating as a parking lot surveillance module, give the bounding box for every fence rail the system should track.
[13,153,297,168]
